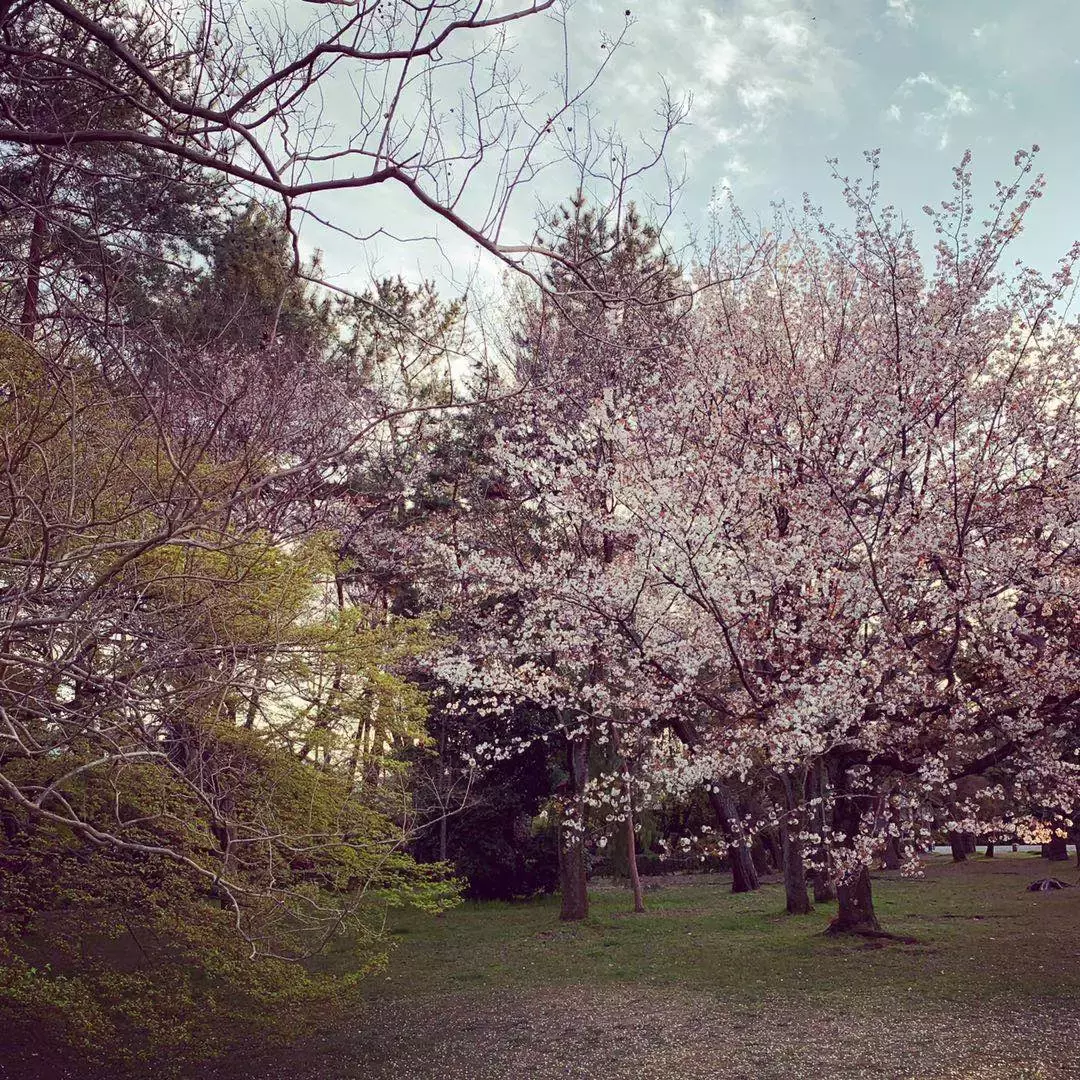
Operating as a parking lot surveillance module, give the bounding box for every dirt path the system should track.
[220,984,1077,1080]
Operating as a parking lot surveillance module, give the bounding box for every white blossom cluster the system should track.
[437,153,1080,877]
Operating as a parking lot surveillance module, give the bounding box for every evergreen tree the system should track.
[0,0,222,349]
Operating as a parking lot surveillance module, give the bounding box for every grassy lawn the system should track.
[226,852,1080,1080]
[12,854,1078,1079]
[349,853,1080,1005]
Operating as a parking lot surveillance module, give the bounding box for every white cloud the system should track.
[737,80,786,116]
[894,71,975,149]
[680,3,851,136]
[755,12,811,54]
[712,125,744,145]
[699,39,740,87]
[573,0,858,194]
[885,0,915,27]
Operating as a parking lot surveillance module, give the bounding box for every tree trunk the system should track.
[1046,834,1069,862]
[667,717,759,893]
[728,831,760,893]
[825,772,881,934]
[811,762,835,902]
[781,819,811,914]
[963,832,977,855]
[558,832,588,921]
[751,835,774,875]
[760,829,782,873]
[827,866,881,934]
[949,831,967,862]
[610,727,644,914]
[984,843,994,858]
[19,158,49,339]
[706,782,758,892]
[781,771,811,915]
[812,869,836,903]
[625,796,645,914]
[559,734,589,921]
[882,836,902,870]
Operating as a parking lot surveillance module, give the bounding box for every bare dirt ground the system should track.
[223,983,1076,1080]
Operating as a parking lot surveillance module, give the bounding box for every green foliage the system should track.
[0,774,455,1074]
[337,275,464,400]
[164,202,336,357]
[0,832,368,1074]
[0,333,460,1073]
[411,704,561,901]
[514,191,686,393]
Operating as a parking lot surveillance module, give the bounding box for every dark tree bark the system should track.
[781,820,811,914]
[984,843,994,858]
[19,203,45,338]
[726,827,761,893]
[760,829,782,873]
[19,156,50,338]
[559,735,589,921]
[963,832,977,855]
[557,834,588,921]
[668,713,758,893]
[827,867,881,934]
[439,809,449,863]
[750,839,769,875]
[882,836,902,870]
[949,831,968,862]
[1046,834,1069,862]
[810,763,835,903]
[625,798,645,914]
[780,772,811,915]
[812,869,836,903]
[825,768,881,934]
[610,728,644,914]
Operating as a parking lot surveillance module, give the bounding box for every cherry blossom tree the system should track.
[440,196,694,918]
[452,151,1080,933]
[618,150,1080,931]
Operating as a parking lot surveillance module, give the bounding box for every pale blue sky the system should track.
[304,0,1080,295]
[627,0,1080,271]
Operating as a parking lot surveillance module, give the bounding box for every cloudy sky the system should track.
[304,0,1080,296]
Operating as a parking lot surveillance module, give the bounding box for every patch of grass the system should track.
[217,854,1080,1079]
[323,853,1080,1007]
[18,855,1079,1078]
